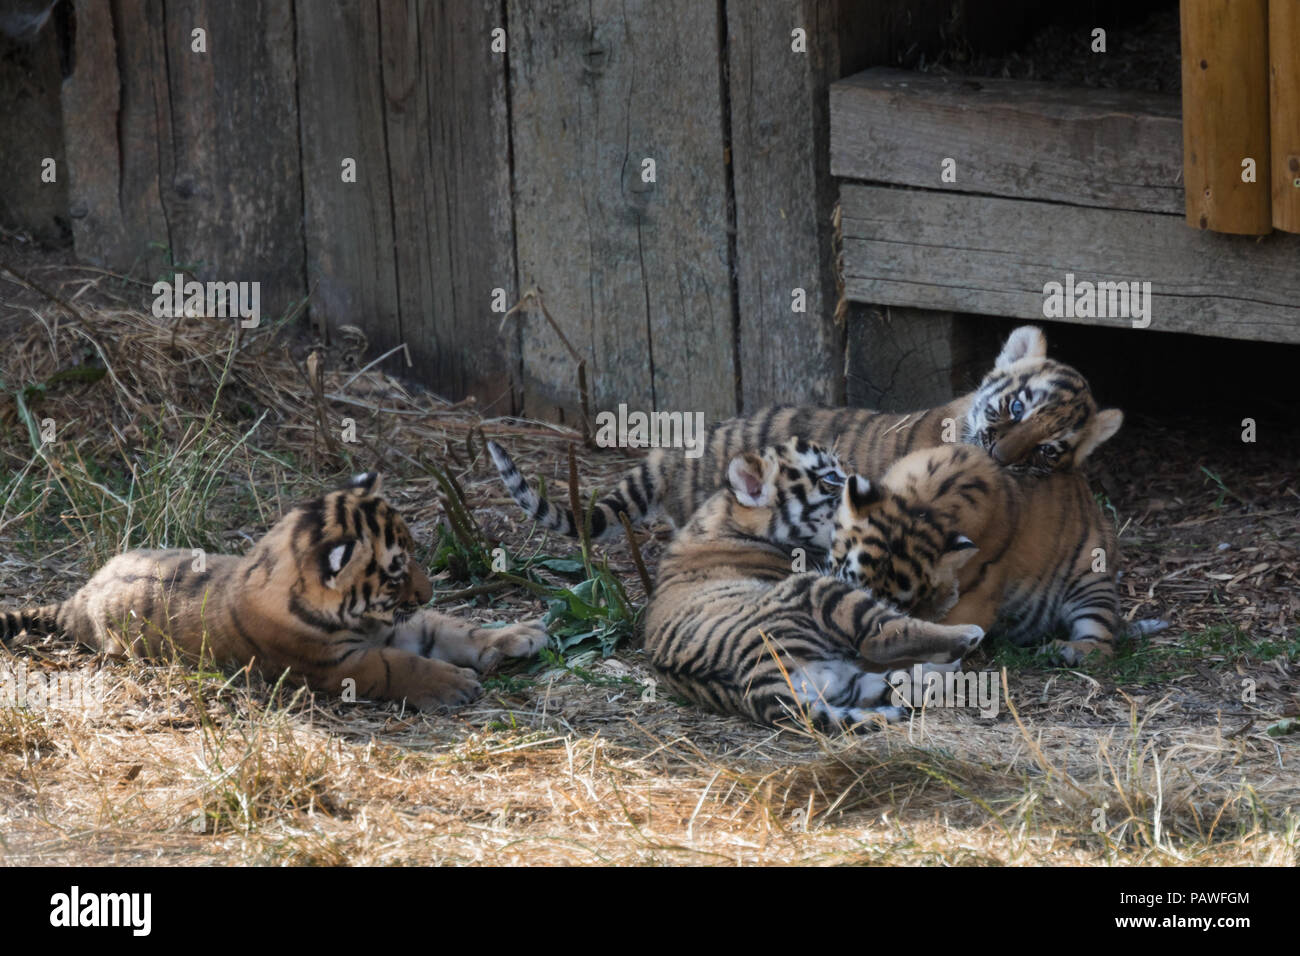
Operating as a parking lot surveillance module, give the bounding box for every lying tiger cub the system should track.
[0,473,547,710]
[488,324,1122,542]
[831,444,1157,664]
[644,437,984,730]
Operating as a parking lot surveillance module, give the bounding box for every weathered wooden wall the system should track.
[1,0,1057,421]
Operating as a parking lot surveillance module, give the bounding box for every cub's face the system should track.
[963,326,1123,475]
[726,437,846,552]
[831,475,977,620]
[300,472,432,628]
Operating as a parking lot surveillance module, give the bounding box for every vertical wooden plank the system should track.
[1270,0,1300,234]
[154,0,304,315]
[1180,0,1272,235]
[60,0,125,265]
[111,0,174,280]
[726,0,841,411]
[508,0,735,425]
[296,0,400,353]
[0,10,68,243]
[378,0,519,411]
[61,0,303,306]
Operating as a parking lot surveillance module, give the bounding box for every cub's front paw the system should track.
[922,624,985,663]
[409,664,483,711]
[476,621,550,672]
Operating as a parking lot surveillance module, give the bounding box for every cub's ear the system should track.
[1074,408,1123,463]
[839,475,881,521]
[321,539,358,587]
[727,451,772,507]
[348,472,382,495]
[995,325,1047,370]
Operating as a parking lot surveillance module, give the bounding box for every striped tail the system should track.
[486,440,658,541]
[0,604,61,643]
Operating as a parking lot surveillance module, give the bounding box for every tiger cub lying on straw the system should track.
[644,438,984,730]
[831,444,1162,664]
[0,473,547,709]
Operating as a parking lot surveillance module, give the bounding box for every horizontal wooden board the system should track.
[839,184,1300,344]
[830,68,1184,214]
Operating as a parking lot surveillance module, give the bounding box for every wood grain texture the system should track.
[158,0,304,316]
[830,68,1184,214]
[61,0,302,311]
[58,0,118,260]
[377,0,518,411]
[508,0,735,425]
[840,184,1300,344]
[1180,0,1272,235]
[726,0,841,411]
[296,1,400,352]
[0,14,68,242]
[1270,0,1300,233]
[844,306,966,411]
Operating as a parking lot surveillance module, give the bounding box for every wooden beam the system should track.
[1270,0,1300,234]
[830,68,1183,214]
[839,184,1300,344]
[1180,0,1272,235]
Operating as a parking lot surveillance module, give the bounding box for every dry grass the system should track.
[0,253,1296,866]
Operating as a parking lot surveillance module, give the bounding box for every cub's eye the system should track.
[1009,398,1025,421]
[818,470,845,489]
[1037,444,1059,459]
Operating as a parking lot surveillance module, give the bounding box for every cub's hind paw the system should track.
[1044,638,1113,666]
[956,625,985,655]
[410,665,483,711]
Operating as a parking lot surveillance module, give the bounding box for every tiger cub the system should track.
[644,438,985,730]
[0,473,548,710]
[831,445,1122,664]
[489,324,1122,542]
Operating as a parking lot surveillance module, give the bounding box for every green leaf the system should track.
[1265,718,1298,737]
[535,557,586,576]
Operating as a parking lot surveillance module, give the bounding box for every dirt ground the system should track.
[0,248,1296,865]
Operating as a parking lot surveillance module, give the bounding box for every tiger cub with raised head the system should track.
[488,324,1122,542]
[644,438,985,730]
[832,445,1124,664]
[0,473,547,710]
